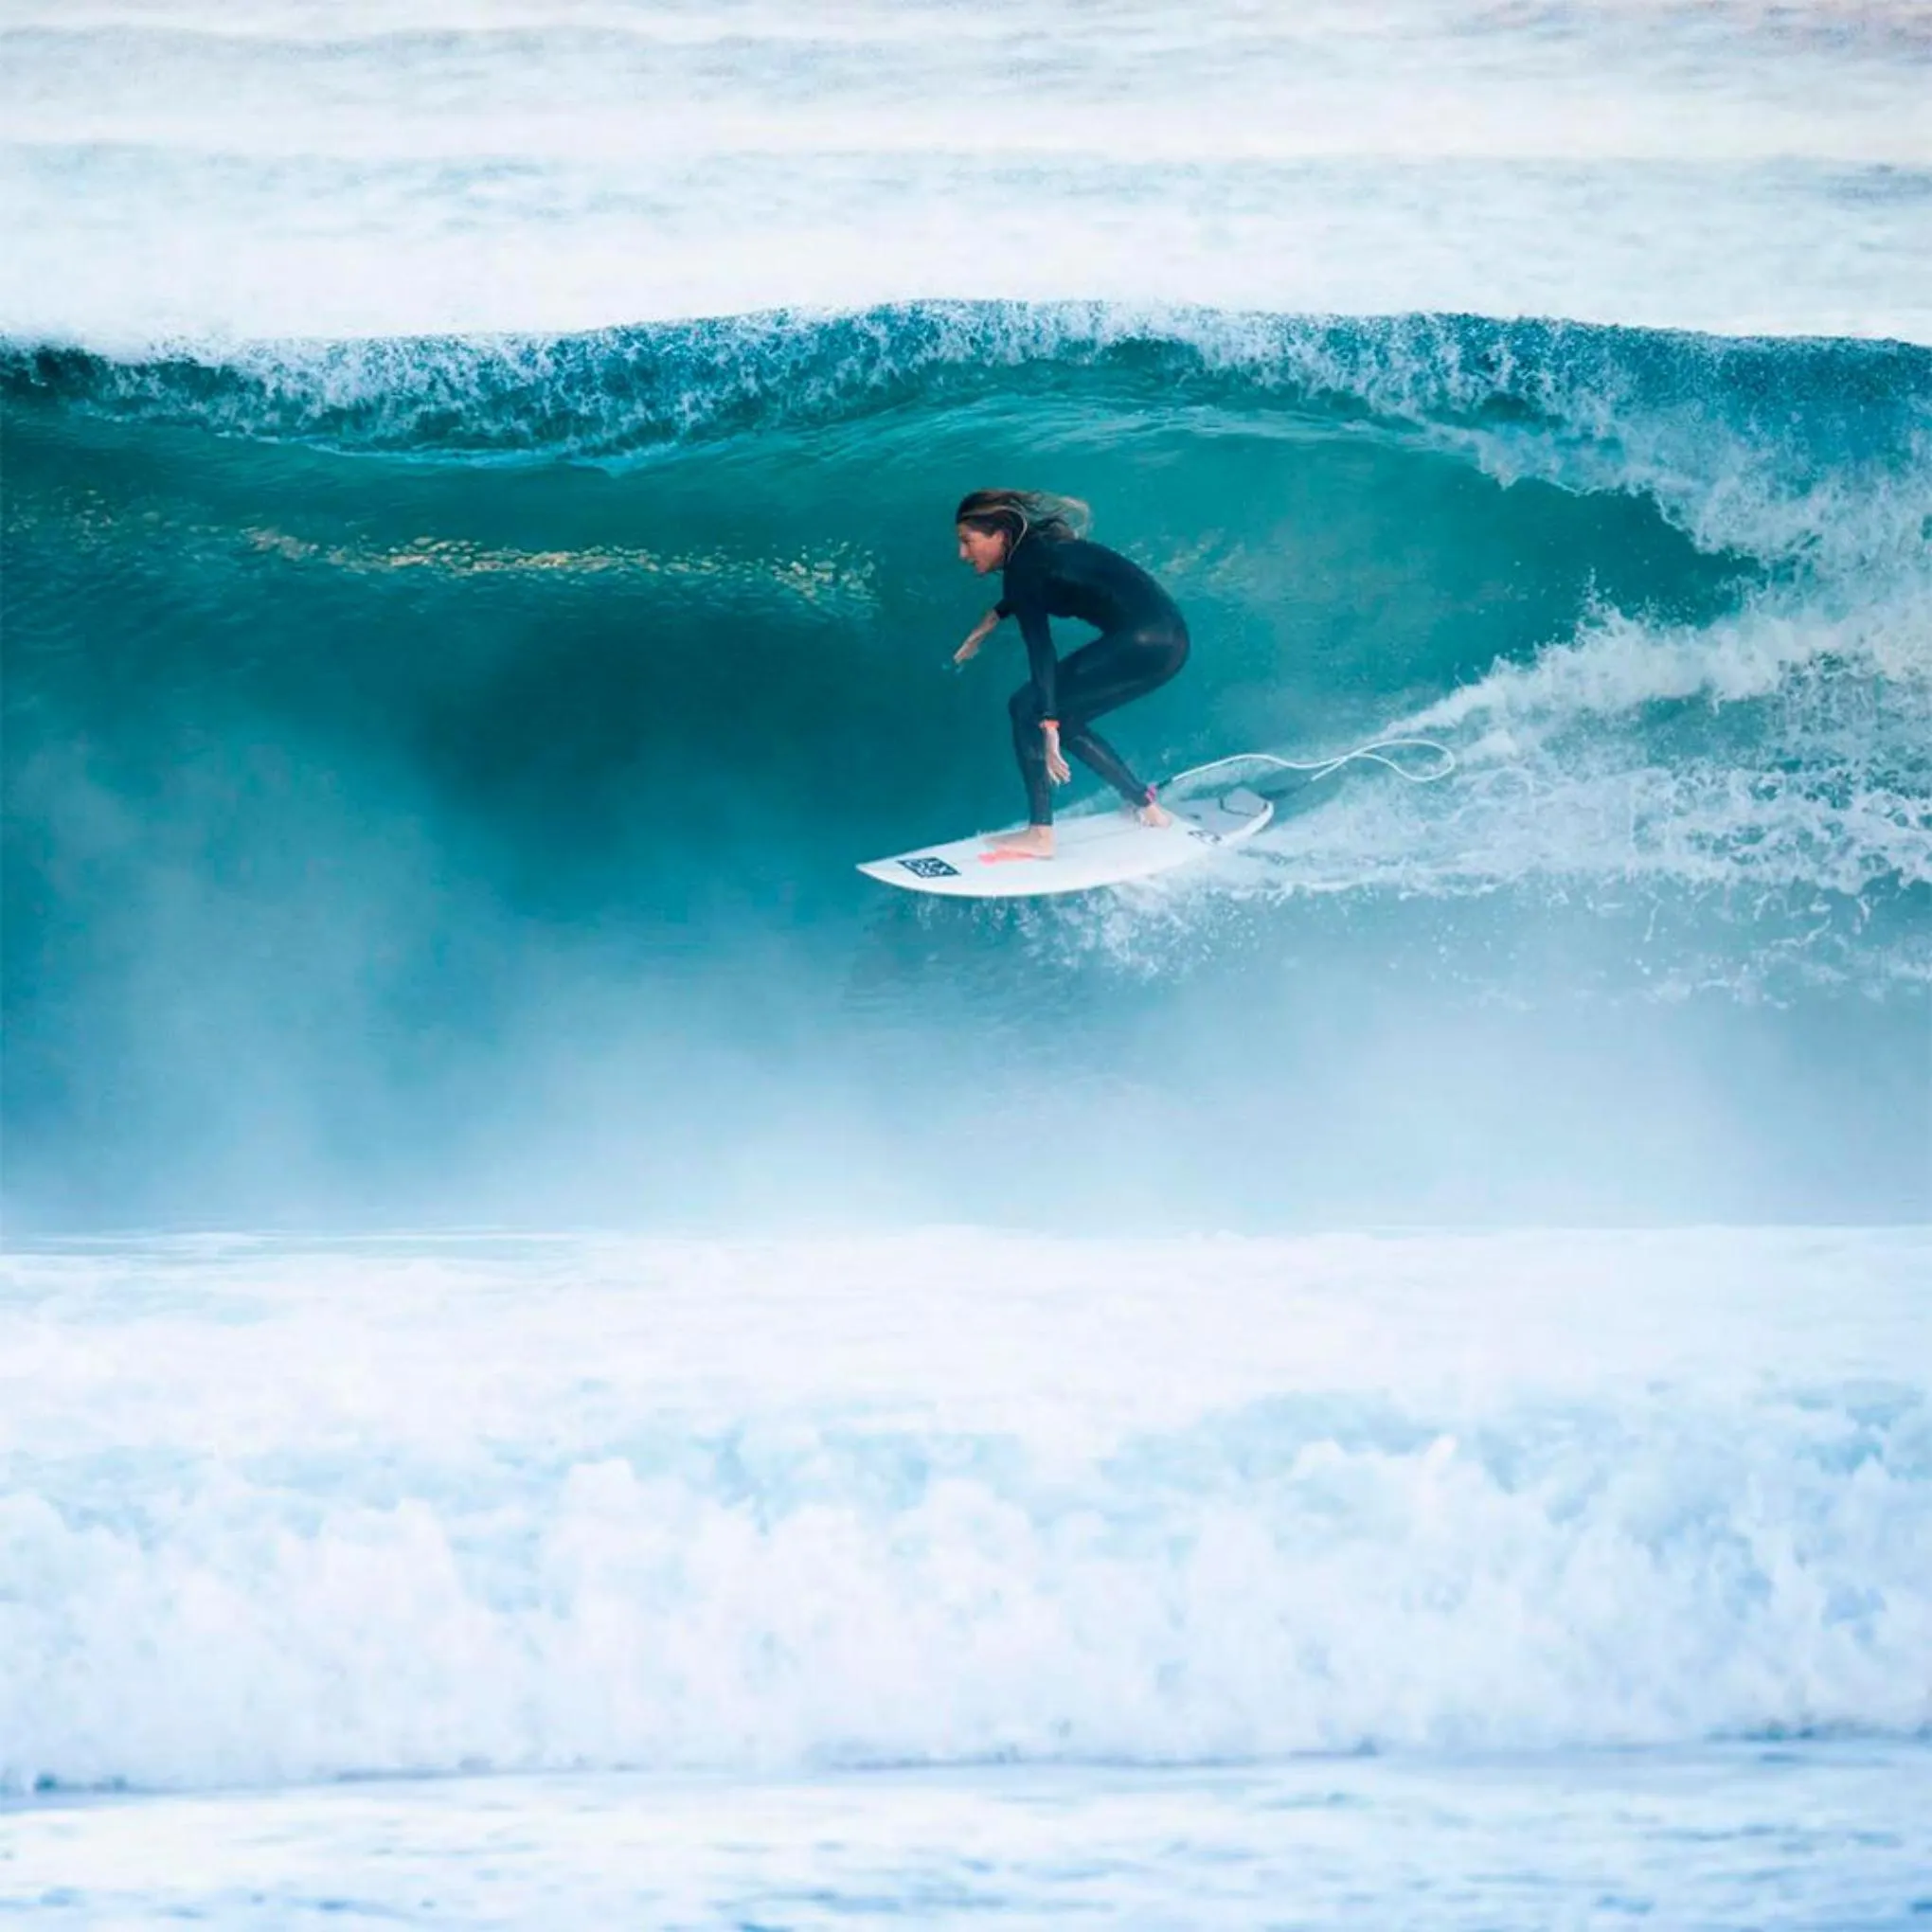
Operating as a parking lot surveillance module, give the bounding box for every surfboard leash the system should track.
[1160,737,1458,796]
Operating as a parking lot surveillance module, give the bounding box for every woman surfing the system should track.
[953,490,1189,860]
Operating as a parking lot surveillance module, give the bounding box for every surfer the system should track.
[953,489,1188,859]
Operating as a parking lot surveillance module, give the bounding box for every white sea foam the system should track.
[3,1229,1927,1794]
[1061,579,1931,993]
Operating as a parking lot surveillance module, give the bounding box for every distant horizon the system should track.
[3,2,1927,342]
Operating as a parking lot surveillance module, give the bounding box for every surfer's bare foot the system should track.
[1137,800,1173,829]
[983,825,1055,862]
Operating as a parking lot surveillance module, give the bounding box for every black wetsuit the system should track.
[994,534,1190,826]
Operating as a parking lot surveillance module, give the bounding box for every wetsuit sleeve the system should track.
[1017,604,1057,716]
[993,597,1011,620]
[1003,555,1057,715]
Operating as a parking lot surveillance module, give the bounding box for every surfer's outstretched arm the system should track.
[954,607,1002,665]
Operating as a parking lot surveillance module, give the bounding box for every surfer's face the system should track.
[957,523,1008,573]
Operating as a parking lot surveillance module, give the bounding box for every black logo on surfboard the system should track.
[900,855,961,878]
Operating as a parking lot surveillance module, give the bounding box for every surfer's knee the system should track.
[1136,620,1189,664]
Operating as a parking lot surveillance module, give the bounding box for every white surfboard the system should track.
[858,787,1274,899]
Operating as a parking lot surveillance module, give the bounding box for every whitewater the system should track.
[4,3,1931,1926]
[7,1228,1931,1923]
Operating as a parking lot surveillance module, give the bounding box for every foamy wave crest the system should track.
[1417,592,1928,738]
[1045,577,1931,996]
[8,1391,1928,1792]
[6,308,1926,573]
[1389,585,1932,893]
[4,1231,1929,1796]
[1147,585,1929,900]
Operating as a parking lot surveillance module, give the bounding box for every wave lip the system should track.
[9,306,1927,575]
[3,304,1924,469]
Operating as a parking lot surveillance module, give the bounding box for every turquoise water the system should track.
[5,312,1928,1225]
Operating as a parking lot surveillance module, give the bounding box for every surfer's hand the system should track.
[1043,724,1071,785]
[953,614,997,665]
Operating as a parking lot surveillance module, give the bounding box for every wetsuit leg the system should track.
[1010,625,1188,824]
[1053,626,1189,806]
[1008,681,1057,825]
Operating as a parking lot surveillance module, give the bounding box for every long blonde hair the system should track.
[954,489,1092,549]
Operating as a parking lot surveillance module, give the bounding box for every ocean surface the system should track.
[3,3,1930,1925]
